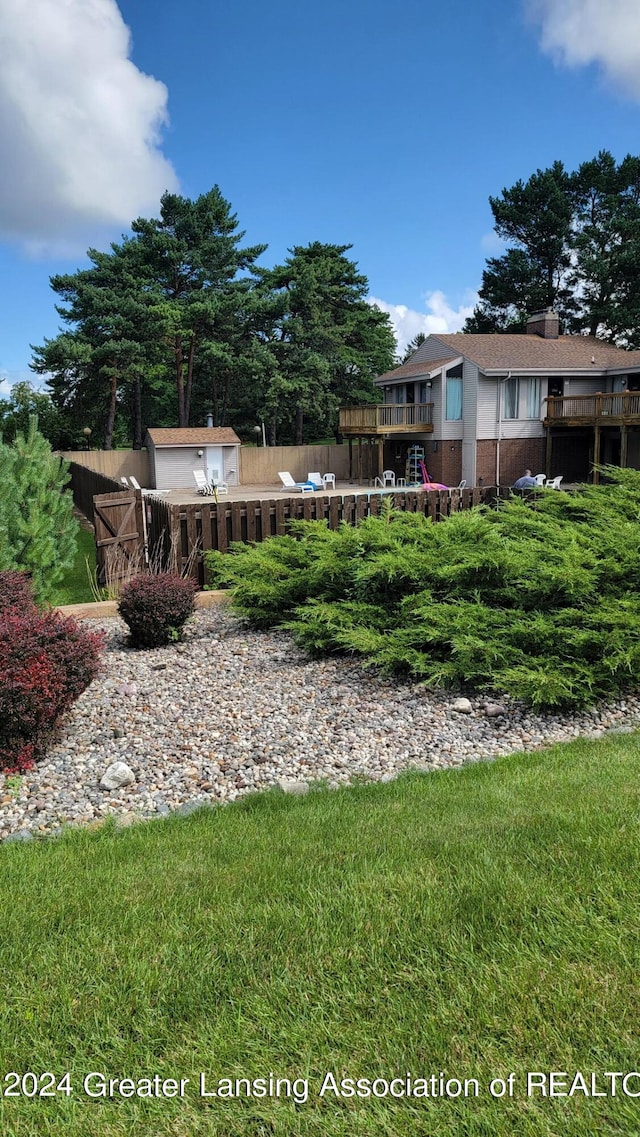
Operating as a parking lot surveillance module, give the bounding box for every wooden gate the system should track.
[93,490,144,587]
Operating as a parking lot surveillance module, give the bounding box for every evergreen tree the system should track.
[467,151,640,345]
[465,162,574,332]
[256,242,396,443]
[0,417,78,604]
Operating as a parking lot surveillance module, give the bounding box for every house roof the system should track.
[430,333,640,374]
[146,427,241,447]
[376,357,460,383]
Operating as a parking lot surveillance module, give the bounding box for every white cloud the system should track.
[0,0,178,249]
[370,290,477,355]
[530,0,640,98]
[0,378,12,397]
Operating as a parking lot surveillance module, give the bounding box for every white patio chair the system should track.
[534,473,546,486]
[307,472,324,490]
[457,479,467,489]
[216,481,229,496]
[547,475,563,489]
[322,473,336,490]
[278,471,314,493]
[193,469,214,495]
[382,469,396,487]
[120,476,130,488]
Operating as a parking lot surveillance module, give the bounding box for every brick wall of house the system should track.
[422,438,462,485]
[476,438,546,486]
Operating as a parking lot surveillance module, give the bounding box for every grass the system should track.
[1,733,640,1136]
[48,527,96,607]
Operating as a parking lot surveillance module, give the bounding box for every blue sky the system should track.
[2,0,640,394]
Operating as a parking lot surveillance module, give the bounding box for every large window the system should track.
[445,364,463,420]
[503,377,519,419]
[525,378,542,419]
[502,377,541,419]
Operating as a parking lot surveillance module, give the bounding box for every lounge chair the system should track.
[307,472,324,490]
[120,476,130,488]
[278,471,314,493]
[193,470,214,495]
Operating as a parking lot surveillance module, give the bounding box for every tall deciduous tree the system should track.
[256,242,396,444]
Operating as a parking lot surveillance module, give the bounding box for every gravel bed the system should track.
[2,606,640,842]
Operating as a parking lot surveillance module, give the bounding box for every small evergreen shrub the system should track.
[0,416,78,604]
[118,573,197,648]
[0,578,104,774]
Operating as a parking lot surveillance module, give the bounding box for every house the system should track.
[338,310,640,486]
[145,427,241,490]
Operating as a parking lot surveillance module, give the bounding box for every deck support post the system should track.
[356,436,363,484]
[621,424,628,469]
[348,437,353,482]
[593,424,601,484]
[377,436,384,484]
[545,427,552,480]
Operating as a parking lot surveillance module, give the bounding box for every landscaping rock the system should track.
[278,779,310,796]
[100,762,136,790]
[452,697,473,714]
[485,703,507,718]
[2,607,640,844]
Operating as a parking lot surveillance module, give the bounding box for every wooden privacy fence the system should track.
[91,486,502,589]
[172,486,497,586]
[67,461,123,520]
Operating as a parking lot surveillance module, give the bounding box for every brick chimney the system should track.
[526,309,560,339]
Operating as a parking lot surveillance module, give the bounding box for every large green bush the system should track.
[0,416,78,604]
[205,470,640,708]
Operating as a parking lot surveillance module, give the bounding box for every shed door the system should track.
[205,446,223,483]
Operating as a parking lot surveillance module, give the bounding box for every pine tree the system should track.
[0,417,78,604]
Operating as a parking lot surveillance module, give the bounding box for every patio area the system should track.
[150,481,400,505]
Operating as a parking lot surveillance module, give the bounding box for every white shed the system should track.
[145,428,242,490]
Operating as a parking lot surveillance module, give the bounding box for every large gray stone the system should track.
[278,779,310,796]
[452,697,473,714]
[100,762,136,790]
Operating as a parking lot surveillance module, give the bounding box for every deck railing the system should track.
[545,391,640,421]
[339,402,433,432]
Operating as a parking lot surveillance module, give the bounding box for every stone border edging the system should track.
[55,590,231,619]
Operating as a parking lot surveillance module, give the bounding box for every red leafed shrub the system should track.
[0,595,104,775]
[118,572,198,648]
[0,571,36,617]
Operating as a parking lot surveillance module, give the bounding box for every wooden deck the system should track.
[544,391,640,427]
[339,403,434,434]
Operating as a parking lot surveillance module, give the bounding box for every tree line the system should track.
[22,188,396,450]
[466,150,640,343]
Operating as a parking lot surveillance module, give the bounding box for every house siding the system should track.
[409,338,459,365]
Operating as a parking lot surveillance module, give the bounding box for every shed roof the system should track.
[146,428,241,447]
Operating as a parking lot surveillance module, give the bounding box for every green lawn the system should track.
[49,526,96,606]
[1,734,640,1136]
